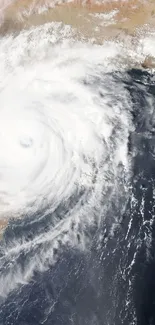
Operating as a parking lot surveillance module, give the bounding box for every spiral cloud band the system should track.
[0,25,131,216]
[0,24,133,296]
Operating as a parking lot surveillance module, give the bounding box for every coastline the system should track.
[0,0,155,39]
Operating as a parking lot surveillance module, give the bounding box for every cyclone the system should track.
[1,0,155,323]
[0,25,131,217]
[0,23,133,297]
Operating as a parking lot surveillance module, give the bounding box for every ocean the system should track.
[0,1,155,324]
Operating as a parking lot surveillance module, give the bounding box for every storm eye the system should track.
[20,137,33,148]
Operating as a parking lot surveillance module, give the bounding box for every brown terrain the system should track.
[0,0,155,38]
[1,0,155,65]
[0,218,9,238]
[0,0,155,235]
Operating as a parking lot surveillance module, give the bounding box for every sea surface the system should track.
[0,1,155,325]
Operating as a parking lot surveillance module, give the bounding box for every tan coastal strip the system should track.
[0,0,146,16]
[0,0,155,37]
[0,218,9,237]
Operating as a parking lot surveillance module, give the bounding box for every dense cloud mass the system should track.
[0,2,155,325]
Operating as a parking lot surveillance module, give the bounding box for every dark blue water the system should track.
[0,69,155,325]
